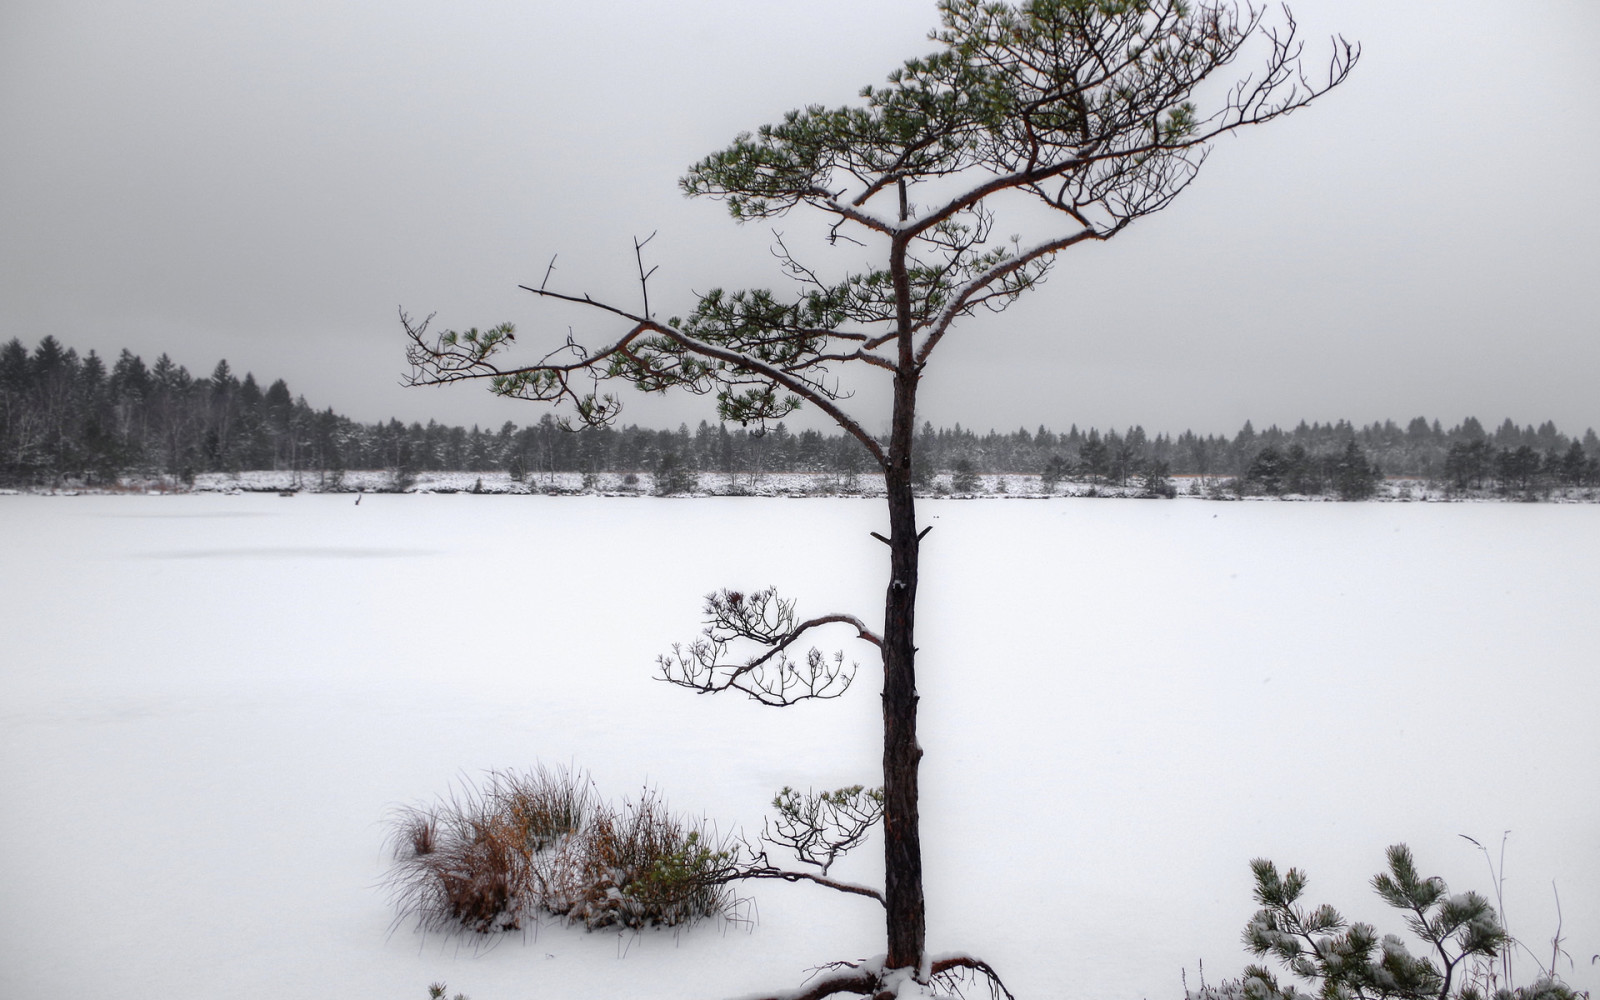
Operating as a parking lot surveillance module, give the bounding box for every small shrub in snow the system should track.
[560,790,734,929]
[1139,463,1177,498]
[1040,455,1071,493]
[385,766,736,934]
[1218,844,1587,1000]
[386,766,590,933]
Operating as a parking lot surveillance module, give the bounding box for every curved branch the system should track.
[731,953,1015,1000]
[659,588,882,707]
[491,287,890,467]
[929,954,1018,1000]
[763,784,884,876]
[905,157,1089,239]
[659,643,856,707]
[716,865,885,907]
[915,227,1099,365]
[891,8,1358,241]
[817,196,901,236]
[790,350,897,374]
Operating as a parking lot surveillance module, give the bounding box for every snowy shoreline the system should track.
[5,468,1598,502]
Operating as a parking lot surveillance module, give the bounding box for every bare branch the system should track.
[634,232,660,318]
[731,953,1015,1000]
[915,227,1099,365]
[712,862,886,907]
[410,280,891,466]
[763,785,884,876]
[658,588,881,707]
[929,954,1019,1000]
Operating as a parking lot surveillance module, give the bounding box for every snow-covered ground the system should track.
[2,494,1597,1000]
[13,467,1599,503]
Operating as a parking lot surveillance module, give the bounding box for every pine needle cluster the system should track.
[1229,845,1585,1000]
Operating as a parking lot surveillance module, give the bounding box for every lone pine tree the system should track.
[405,1,1355,994]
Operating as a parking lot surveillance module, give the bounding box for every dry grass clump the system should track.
[385,765,735,935]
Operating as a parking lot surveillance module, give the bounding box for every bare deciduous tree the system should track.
[405,0,1356,994]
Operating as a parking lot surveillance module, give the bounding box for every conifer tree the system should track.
[1240,845,1582,1000]
[406,0,1356,985]
[1558,440,1587,487]
[1331,438,1379,500]
[404,1,1357,992]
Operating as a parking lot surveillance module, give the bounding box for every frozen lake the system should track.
[3,494,1597,1000]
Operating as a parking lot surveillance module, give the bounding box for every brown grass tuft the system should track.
[384,765,735,935]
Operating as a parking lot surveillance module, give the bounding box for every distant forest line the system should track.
[4,336,1599,497]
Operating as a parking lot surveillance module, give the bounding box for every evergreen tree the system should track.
[1138,459,1176,498]
[653,451,698,495]
[1331,438,1379,500]
[1242,445,1288,495]
[1445,439,1494,491]
[950,458,980,494]
[1495,445,1541,494]
[1559,440,1588,487]
[1278,444,1316,495]
[402,0,1356,991]
[1079,429,1110,484]
[1240,845,1582,1000]
[1040,454,1071,493]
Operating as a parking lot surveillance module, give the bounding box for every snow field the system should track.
[1,495,1596,1000]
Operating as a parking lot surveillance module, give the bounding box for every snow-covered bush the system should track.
[384,766,736,934]
[558,790,735,929]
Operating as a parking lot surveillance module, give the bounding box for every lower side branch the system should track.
[721,866,886,907]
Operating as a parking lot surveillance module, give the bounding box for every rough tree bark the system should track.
[882,323,925,970]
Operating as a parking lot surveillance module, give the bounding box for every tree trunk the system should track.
[881,361,925,972]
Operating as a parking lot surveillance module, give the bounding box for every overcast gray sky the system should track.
[3,0,1597,438]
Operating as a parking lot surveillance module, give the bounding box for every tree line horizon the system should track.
[5,336,1598,494]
